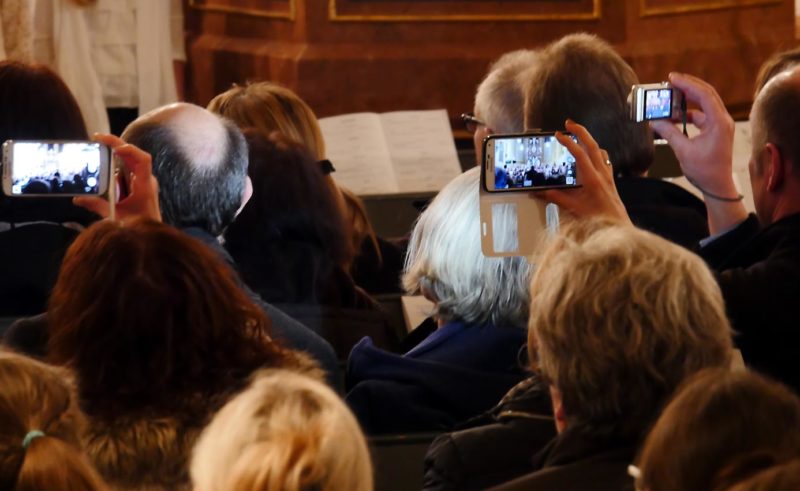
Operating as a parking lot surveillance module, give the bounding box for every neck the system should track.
[767,194,800,224]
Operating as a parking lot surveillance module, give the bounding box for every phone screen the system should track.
[644,88,673,120]
[9,142,105,196]
[487,133,577,191]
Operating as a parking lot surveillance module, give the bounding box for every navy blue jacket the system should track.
[346,321,527,434]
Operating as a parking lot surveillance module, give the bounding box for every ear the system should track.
[236,176,253,217]
[549,385,568,434]
[764,142,787,192]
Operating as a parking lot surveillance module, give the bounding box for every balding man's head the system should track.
[751,67,800,174]
[122,103,248,236]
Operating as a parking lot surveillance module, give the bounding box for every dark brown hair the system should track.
[524,33,654,176]
[47,219,295,417]
[0,61,95,223]
[754,46,800,95]
[0,60,87,144]
[223,130,355,304]
[0,351,107,491]
[637,369,800,491]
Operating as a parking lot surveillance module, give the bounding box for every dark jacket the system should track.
[226,236,400,360]
[275,302,401,361]
[351,235,405,295]
[345,321,528,435]
[616,176,708,249]
[0,222,79,316]
[489,426,637,491]
[423,376,557,491]
[699,213,800,392]
[2,227,341,387]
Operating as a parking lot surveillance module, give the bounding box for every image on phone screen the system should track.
[644,88,673,120]
[10,142,104,195]
[489,134,577,191]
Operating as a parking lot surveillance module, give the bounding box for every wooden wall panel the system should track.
[184,0,796,124]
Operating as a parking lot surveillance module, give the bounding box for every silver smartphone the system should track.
[483,132,579,192]
[2,140,111,197]
[629,82,685,122]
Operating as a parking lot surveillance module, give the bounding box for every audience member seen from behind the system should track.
[0,350,107,491]
[0,60,98,318]
[207,81,404,294]
[523,33,708,247]
[3,102,341,383]
[493,218,733,491]
[544,65,800,393]
[635,369,800,491]
[346,167,531,434]
[224,130,397,358]
[191,369,372,491]
[46,218,320,491]
[466,49,538,165]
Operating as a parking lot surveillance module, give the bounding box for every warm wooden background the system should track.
[185,0,797,128]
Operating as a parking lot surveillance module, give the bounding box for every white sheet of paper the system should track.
[400,295,435,332]
[379,109,463,193]
[319,113,398,195]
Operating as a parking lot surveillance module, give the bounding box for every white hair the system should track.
[190,369,373,491]
[474,49,539,133]
[403,167,533,328]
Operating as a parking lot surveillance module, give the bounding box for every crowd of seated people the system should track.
[0,30,799,491]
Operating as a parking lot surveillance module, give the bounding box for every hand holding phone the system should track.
[533,120,631,224]
[73,134,161,223]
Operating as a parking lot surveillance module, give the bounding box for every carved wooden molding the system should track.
[328,0,602,22]
[188,0,296,20]
[640,0,781,17]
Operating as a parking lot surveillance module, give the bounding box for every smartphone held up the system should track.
[2,140,111,197]
[483,132,579,193]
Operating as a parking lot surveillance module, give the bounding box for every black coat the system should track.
[0,222,80,316]
[422,376,557,491]
[489,426,637,491]
[346,321,528,435]
[699,213,800,392]
[616,176,708,249]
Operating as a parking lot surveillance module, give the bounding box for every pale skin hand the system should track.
[536,119,632,225]
[650,72,748,235]
[74,134,162,222]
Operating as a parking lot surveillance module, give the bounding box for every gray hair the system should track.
[403,167,533,328]
[474,49,539,134]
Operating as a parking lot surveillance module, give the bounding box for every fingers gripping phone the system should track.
[483,132,579,192]
[2,140,111,197]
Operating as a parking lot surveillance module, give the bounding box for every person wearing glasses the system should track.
[461,49,539,166]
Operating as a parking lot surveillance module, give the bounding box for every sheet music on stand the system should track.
[319,109,462,196]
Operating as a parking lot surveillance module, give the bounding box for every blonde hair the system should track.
[191,369,373,491]
[403,167,533,327]
[0,350,107,491]
[529,218,733,437]
[208,82,325,159]
[474,49,539,133]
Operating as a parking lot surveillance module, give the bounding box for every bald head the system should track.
[122,103,248,236]
[751,66,800,173]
